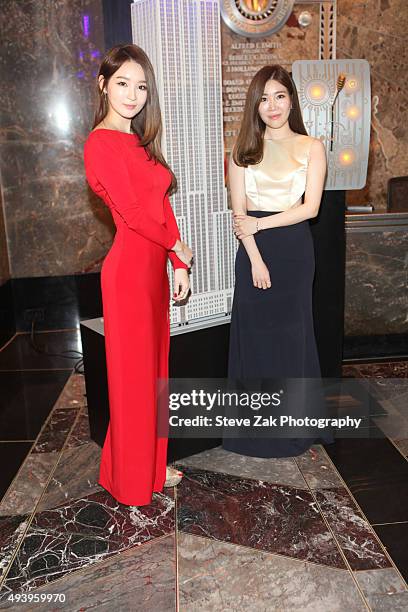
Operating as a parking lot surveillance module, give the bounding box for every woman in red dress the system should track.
[83,44,192,506]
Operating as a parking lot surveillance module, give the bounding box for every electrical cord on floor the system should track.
[28,320,85,374]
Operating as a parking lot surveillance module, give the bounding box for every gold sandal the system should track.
[164,466,184,487]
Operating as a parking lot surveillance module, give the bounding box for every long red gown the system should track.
[83,129,187,506]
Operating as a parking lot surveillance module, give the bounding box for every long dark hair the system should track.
[233,65,307,167]
[93,44,177,195]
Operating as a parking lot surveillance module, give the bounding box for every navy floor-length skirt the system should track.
[222,211,333,458]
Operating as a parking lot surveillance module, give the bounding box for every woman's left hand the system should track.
[173,269,190,302]
[233,214,258,239]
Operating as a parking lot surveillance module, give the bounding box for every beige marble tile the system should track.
[178,445,307,488]
[354,567,407,600]
[53,374,87,410]
[178,532,367,611]
[295,445,343,489]
[369,590,408,611]
[0,453,58,516]
[37,441,102,511]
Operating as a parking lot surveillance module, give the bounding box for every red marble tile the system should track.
[176,465,345,569]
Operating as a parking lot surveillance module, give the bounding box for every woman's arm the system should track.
[84,132,179,250]
[228,154,262,264]
[234,139,327,238]
[229,154,271,289]
[163,195,189,270]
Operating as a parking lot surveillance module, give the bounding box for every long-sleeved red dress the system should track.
[83,129,187,506]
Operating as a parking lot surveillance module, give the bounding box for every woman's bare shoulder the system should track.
[310,136,326,153]
[307,137,326,168]
[306,135,324,147]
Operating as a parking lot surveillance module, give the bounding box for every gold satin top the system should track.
[244,134,314,211]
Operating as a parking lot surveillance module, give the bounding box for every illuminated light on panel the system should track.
[304,80,330,105]
[338,148,356,166]
[310,85,325,100]
[345,76,361,94]
[345,105,360,120]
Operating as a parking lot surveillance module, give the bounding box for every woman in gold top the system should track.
[222,65,333,458]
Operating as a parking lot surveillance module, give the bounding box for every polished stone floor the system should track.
[0,331,407,610]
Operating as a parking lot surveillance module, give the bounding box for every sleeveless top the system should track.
[244,134,315,212]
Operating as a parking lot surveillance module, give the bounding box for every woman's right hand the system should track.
[251,259,271,290]
[173,240,193,267]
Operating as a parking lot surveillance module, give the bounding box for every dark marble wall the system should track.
[0,0,111,280]
[345,222,408,336]
[337,0,408,211]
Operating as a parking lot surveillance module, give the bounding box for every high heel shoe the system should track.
[164,465,184,487]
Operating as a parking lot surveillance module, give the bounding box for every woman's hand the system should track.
[233,214,258,239]
[251,259,271,290]
[173,269,190,302]
[173,240,193,267]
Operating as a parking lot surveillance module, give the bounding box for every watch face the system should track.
[221,0,295,39]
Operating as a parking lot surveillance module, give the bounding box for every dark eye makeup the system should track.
[116,82,147,90]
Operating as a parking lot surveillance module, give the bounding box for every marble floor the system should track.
[0,331,407,611]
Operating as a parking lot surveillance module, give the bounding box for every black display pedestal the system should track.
[310,190,346,378]
[80,319,230,462]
